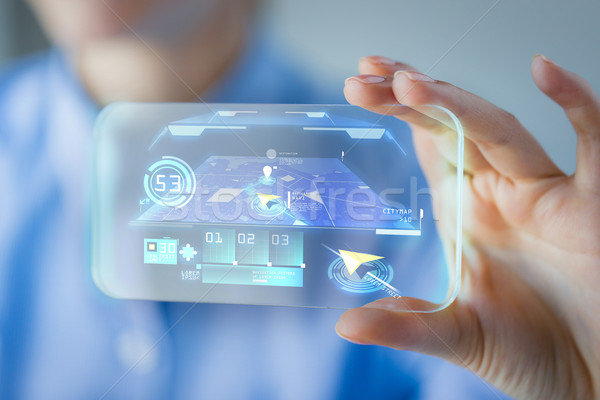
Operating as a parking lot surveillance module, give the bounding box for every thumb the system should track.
[336,297,481,368]
[531,54,600,191]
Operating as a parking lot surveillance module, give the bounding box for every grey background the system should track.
[3,0,599,173]
[0,0,49,64]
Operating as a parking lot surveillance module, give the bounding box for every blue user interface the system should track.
[118,105,444,306]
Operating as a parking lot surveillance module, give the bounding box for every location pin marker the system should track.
[263,165,272,180]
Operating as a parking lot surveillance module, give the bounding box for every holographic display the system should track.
[92,103,464,311]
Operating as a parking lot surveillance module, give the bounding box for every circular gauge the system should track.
[144,156,196,208]
[328,257,393,294]
[266,149,277,159]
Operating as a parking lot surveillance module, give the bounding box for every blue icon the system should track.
[179,243,198,262]
[144,238,178,265]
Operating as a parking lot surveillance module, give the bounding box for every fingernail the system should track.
[365,55,397,65]
[534,53,556,65]
[345,74,386,85]
[394,70,435,82]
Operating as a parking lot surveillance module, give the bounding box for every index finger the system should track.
[392,71,564,181]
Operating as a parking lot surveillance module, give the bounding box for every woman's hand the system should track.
[337,55,600,400]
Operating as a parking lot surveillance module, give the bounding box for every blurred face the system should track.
[27,0,225,49]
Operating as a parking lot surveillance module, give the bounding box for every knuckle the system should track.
[483,109,521,147]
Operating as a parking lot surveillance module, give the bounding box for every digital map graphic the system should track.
[138,156,416,231]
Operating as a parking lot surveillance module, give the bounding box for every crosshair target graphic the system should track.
[250,195,287,218]
[328,257,393,294]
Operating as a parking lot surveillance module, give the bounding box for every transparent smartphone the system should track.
[92,103,463,312]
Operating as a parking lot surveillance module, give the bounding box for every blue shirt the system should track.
[0,34,510,400]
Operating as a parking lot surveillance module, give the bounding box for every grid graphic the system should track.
[269,232,303,266]
[235,230,269,265]
[202,229,235,264]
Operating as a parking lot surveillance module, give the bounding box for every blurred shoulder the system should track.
[0,51,52,146]
[0,51,52,101]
